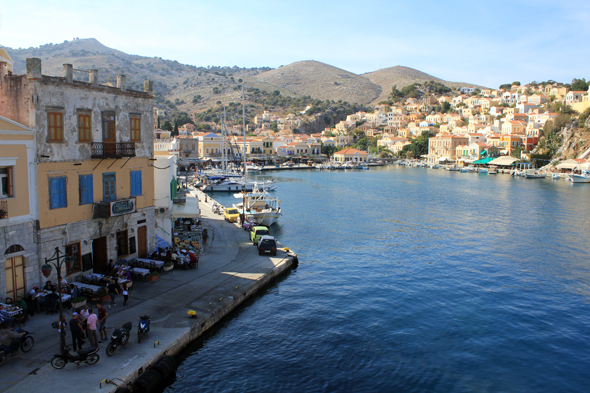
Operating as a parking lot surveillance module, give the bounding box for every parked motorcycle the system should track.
[138,315,151,343]
[0,329,34,367]
[106,322,132,356]
[50,345,100,369]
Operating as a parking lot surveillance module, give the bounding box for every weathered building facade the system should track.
[0,58,156,292]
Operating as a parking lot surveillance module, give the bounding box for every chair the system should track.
[4,297,13,305]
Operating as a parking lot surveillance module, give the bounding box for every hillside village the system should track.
[155,80,590,167]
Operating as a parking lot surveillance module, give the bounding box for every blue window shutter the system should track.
[130,170,142,197]
[80,174,93,205]
[137,171,142,196]
[50,178,59,209]
[59,177,67,208]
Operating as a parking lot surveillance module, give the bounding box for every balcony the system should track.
[91,142,136,159]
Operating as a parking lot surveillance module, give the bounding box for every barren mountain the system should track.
[364,66,488,103]
[3,38,485,114]
[253,61,382,104]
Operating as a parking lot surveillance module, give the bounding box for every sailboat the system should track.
[200,107,275,192]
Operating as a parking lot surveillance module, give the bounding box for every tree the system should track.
[511,145,523,158]
[270,120,278,131]
[401,131,432,158]
[161,120,172,131]
[390,85,403,101]
[571,78,588,91]
[171,121,179,137]
[512,81,521,86]
[157,116,161,129]
[499,84,511,90]
[321,143,338,157]
[441,101,452,113]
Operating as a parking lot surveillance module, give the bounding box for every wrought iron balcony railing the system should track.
[91,142,136,158]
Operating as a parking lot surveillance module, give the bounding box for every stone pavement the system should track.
[0,192,296,392]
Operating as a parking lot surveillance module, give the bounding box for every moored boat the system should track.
[233,185,282,226]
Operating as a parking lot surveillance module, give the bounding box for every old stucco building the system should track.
[0,58,156,298]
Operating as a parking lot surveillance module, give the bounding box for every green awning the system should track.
[473,157,494,164]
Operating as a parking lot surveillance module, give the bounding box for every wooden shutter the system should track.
[7,166,13,197]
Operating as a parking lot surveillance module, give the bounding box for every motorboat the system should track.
[524,169,547,179]
[551,173,561,180]
[233,185,282,226]
[201,176,276,192]
[488,165,498,174]
[566,170,590,183]
[245,162,262,172]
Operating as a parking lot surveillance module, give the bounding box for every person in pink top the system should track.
[86,308,98,347]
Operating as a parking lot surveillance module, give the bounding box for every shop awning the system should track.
[489,156,519,166]
[171,195,201,219]
[473,157,494,164]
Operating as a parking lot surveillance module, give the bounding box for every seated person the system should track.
[0,305,14,329]
[189,251,198,263]
[43,280,55,292]
[124,270,133,281]
[15,296,28,313]
[58,276,68,289]
[116,267,125,279]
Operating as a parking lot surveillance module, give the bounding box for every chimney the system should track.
[117,75,126,91]
[26,58,42,80]
[89,69,98,87]
[144,80,153,93]
[63,64,73,83]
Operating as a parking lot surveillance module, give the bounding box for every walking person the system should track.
[69,312,84,351]
[108,279,120,309]
[86,308,98,347]
[97,304,108,343]
[122,284,129,306]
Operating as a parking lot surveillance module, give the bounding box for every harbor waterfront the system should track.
[164,166,590,393]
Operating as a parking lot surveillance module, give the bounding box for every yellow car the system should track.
[224,207,240,222]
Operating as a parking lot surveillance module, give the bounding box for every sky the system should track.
[1,0,589,88]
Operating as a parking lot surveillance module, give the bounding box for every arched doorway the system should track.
[4,245,25,301]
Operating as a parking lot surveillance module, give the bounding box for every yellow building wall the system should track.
[0,144,30,217]
[37,158,154,229]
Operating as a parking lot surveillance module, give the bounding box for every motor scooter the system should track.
[0,329,34,367]
[138,315,151,343]
[51,345,100,369]
[106,322,132,356]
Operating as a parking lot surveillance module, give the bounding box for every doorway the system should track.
[92,237,107,273]
[5,256,25,301]
[137,226,147,258]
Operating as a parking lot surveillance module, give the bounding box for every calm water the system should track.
[162,166,590,393]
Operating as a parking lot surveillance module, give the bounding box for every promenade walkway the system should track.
[1,194,295,392]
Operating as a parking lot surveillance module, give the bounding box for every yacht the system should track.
[233,185,282,226]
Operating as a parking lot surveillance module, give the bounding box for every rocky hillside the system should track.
[3,38,484,113]
[364,66,487,103]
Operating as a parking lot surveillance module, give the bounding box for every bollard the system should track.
[154,340,160,348]
[100,378,107,388]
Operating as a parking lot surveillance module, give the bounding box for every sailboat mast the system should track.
[222,107,226,173]
[242,84,247,177]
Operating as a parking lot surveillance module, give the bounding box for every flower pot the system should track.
[149,275,159,282]
[71,300,87,309]
[100,295,111,303]
[163,265,173,272]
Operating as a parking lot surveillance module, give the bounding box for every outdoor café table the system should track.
[36,291,71,302]
[72,282,102,293]
[0,303,22,317]
[136,258,165,268]
[86,273,104,280]
[131,267,150,281]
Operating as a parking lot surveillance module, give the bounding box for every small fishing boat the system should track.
[233,185,282,226]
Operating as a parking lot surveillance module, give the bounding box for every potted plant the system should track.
[71,296,87,309]
[0,208,6,219]
[163,262,173,272]
[149,271,160,282]
[97,287,111,303]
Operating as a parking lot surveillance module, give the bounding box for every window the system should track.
[49,177,67,209]
[78,113,92,142]
[103,173,116,202]
[130,170,142,197]
[65,243,81,275]
[79,174,93,205]
[0,167,13,198]
[130,116,141,142]
[48,112,64,142]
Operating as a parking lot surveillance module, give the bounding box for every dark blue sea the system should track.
[162,166,590,393]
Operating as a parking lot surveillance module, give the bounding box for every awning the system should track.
[489,156,519,166]
[473,157,494,164]
[171,195,201,219]
[556,159,588,170]
[438,157,450,161]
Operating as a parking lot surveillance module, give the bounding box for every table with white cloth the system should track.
[136,258,165,268]
[72,282,102,293]
[36,291,71,302]
[130,267,150,281]
[0,303,22,317]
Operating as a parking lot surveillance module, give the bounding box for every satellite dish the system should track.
[159,208,166,213]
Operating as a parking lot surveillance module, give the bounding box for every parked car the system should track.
[224,207,240,222]
[249,226,270,245]
[257,236,277,256]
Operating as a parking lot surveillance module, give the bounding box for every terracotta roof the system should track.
[334,148,369,155]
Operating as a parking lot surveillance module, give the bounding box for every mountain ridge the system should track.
[2,38,486,111]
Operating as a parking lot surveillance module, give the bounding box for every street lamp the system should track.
[41,247,74,352]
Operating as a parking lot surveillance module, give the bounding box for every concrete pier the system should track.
[1,192,297,392]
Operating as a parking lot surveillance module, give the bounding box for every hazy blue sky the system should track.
[1,0,588,88]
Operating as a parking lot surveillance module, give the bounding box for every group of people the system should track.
[56,303,109,351]
[163,247,199,269]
